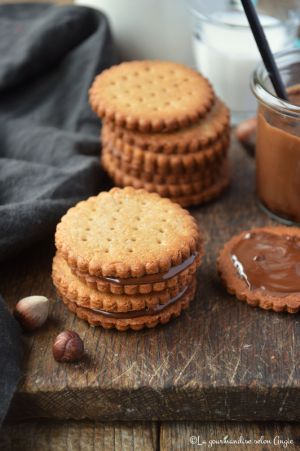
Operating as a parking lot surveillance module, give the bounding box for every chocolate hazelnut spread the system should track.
[90,285,189,319]
[231,232,300,297]
[75,252,198,286]
[256,86,300,224]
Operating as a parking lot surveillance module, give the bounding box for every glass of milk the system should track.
[74,0,194,67]
[188,0,299,124]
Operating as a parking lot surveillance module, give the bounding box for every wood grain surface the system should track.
[1,138,300,422]
[1,420,300,450]
[160,422,300,451]
[0,421,158,451]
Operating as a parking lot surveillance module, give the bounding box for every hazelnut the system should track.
[53,331,84,363]
[235,117,257,157]
[14,295,49,331]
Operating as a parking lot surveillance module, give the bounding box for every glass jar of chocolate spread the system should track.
[252,49,300,226]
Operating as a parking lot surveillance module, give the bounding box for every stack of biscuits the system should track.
[52,187,203,331]
[89,60,230,207]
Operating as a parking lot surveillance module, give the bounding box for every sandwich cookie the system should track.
[53,187,202,331]
[53,253,194,311]
[60,281,196,331]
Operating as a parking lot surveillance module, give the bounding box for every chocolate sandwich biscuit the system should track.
[53,252,194,310]
[60,280,196,331]
[55,187,203,282]
[72,251,200,295]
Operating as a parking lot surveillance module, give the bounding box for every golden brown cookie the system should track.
[101,144,227,185]
[101,146,223,184]
[172,175,230,207]
[59,280,196,331]
[102,127,229,175]
[101,154,228,198]
[89,61,214,132]
[104,98,230,154]
[217,226,300,314]
[55,187,202,279]
[72,253,200,295]
[53,252,194,311]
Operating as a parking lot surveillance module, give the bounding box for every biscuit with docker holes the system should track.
[217,226,300,313]
[59,280,196,331]
[104,98,230,154]
[101,154,228,198]
[89,60,214,133]
[55,187,202,282]
[101,146,225,184]
[101,144,227,185]
[172,175,230,208]
[52,252,194,311]
[102,127,229,175]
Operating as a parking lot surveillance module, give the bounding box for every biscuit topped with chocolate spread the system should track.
[217,226,300,314]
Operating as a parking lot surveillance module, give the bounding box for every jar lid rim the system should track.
[252,49,300,118]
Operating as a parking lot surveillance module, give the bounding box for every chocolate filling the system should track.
[90,285,189,319]
[231,232,300,297]
[75,252,198,286]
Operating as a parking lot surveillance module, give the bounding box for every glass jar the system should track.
[188,0,298,124]
[252,48,300,226]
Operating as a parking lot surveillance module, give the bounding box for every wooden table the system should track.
[1,421,300,450]
[1,2,300,447]
[1,138,300,450]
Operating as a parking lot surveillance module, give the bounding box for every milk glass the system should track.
[74,0,194,66]
[188,0,298,124]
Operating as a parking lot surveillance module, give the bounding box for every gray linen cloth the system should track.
[0,3,117,425]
